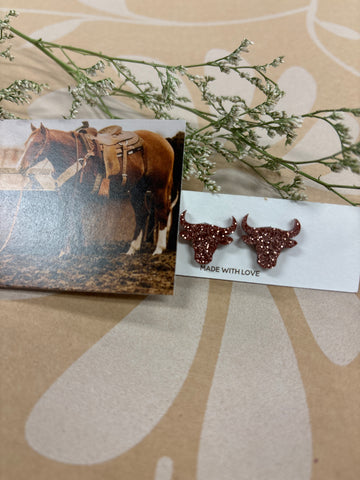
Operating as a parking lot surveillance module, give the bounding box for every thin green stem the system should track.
[96,97,116,118]
[4,17,359,205]
[231,132,360,205]
[9,26,78,79]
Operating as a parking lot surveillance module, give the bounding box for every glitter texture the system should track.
[241,214,301,269]
[179,210,237,264]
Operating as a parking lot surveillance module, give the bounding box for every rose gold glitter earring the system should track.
[179,210,237,264]
[241,214,301,269]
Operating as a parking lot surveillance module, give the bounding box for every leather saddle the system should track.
[96,127,140,147]
[76,122,143,195]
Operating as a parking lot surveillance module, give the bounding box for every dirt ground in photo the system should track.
[0,247,176,295]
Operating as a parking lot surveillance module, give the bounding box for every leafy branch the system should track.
[1,10,359,204]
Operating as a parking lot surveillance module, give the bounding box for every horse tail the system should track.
[166,131,184,203]
[165,132,184,250]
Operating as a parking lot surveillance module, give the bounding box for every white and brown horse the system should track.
[18,123,176,255]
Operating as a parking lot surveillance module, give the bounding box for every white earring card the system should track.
[175,191,360,293]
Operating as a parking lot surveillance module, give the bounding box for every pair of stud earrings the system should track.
[179,210,301,269]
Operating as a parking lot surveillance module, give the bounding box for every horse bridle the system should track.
[5,127,50,252]
[74,131,96,183]
[25,126,50,172]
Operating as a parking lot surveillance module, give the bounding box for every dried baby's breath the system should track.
[1,11,359,204]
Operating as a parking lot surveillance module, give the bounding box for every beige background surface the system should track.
[1,1,360,479]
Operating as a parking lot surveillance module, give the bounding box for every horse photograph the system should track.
[0,119,185,295]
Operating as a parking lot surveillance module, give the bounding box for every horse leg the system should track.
[152,185,173,255]
[59,212,72,257]
[153,212,172,255]
[126,186,149,255]
[58,189,84,257]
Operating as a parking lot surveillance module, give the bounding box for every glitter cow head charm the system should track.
[179,210,237,264]
[241,214,301,269]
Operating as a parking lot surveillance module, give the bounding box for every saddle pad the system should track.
[96,131,140,146]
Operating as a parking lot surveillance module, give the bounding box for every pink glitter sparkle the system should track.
[241,214,301,269]
[179,211,237,264]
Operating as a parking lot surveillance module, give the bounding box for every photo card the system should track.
[0,119,185,295]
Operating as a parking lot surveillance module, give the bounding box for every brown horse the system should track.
[17,123,176,255]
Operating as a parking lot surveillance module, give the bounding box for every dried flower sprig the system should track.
[0,11,47,119]
[1,11,359,204]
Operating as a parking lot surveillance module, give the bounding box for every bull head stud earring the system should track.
[241,214,301,269]
[179,210,237,264]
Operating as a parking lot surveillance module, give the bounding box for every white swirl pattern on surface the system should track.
[295,289,360,366]
[197,283,312,480]
[25,277,209,464]
[28,88,147,119]
[22,19,84,47]
[154,456,174,480]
